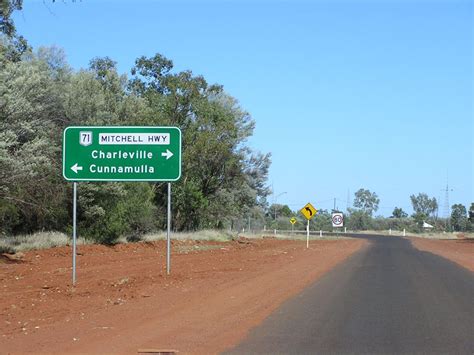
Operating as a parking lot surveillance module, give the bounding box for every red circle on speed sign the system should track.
[332,214,343,226]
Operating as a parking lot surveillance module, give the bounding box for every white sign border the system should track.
[62,126,182,182]
[332,213,344,227]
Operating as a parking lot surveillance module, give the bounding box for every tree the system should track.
[129,53,271,230]
[310,209,332,231]
[347,208,372,231]
[451,204,468,232]
[89,56,117,80]
[1,0,29,63]
[391,207,408,218]
[0,50,68,234]
[268,204,292,220]
[0,0,22,37]
[353,189,379,216]
[410,193,438,228]
[78,183,157,244]
[410,193,437,218]
[1,0,76,38]
[0,44,272,240]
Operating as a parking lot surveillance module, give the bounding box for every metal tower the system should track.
[442,176,453,230]
[346,189,351,212]
[442,183,450,218]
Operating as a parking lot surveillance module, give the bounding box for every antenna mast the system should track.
[442,172,453,230]
[442,184,450,219]
[346,189,350,212]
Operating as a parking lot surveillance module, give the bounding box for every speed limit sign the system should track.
[332,213,344,227]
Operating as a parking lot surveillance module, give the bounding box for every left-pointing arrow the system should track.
[71,163,83,173]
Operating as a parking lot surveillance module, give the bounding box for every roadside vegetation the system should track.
[0,230,237,254]
[0,231,89,254]
[1,3,271,244]
[1,2,472,251]
[270,191,473,235]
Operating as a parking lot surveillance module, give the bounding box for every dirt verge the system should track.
[410,238,474,272]
[1,238,366,353]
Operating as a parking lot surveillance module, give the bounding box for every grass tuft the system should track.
[142,229,234,243]
[0,231,90,253]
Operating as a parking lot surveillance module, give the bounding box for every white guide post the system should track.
[306,220,310,248]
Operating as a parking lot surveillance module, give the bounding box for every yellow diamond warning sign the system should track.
[300,202,317,220]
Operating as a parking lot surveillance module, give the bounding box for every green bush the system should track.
[76,183,153,244]
[121,183,157,241]
[0,200,19,236]
[347,210,372,231]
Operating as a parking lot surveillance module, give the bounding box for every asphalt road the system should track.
[227,235,474,354]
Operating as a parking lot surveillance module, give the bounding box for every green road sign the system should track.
[63,126,181,181]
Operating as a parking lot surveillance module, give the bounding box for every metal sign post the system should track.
[290,217,297,234]
[72,182,77,285]
[300,202,317,249]
[167,183,171,275]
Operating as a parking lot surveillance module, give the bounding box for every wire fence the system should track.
[226,217,423,237]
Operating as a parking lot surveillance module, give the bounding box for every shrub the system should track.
[76,182,157,244]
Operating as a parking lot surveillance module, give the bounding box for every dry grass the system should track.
[175,244,225,254]
[0,231,90,253]
[7,228,457,255]
[351,230,471,239]
[142,229,234,243]
[0,230,237,255]
[241,231,353,241]
[406,232,473,240]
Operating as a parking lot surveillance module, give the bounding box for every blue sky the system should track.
[14,0,473,215]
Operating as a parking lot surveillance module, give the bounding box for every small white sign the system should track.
[332,213,344,227]
[98,133,170,145]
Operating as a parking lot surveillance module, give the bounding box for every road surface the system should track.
[227,235,474,354]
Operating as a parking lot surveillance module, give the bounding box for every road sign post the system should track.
[167,182,171,275]
[300,202,317,248]
[290,217,297,234]
[63,126,182,283]
[72,182,77,285]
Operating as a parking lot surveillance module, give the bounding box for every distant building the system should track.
[422,221,434,229]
